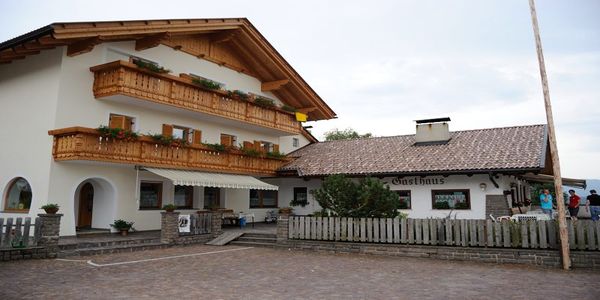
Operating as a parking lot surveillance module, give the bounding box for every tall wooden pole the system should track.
[528,0,570,270]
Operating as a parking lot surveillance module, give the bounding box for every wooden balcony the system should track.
[49,127,291,176]
[90,60,301,135]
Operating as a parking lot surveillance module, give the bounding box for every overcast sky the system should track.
[1,0,598,179]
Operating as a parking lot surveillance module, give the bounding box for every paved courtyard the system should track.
[1,245,599,299]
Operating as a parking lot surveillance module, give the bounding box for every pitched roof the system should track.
[0,18,335,121]
[280,124,548,176]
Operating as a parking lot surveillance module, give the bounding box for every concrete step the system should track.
[229,241,280,248]
[242,233,277,238]
[75,238,161,249]
[236,236,277,243]
[61,242,169,257]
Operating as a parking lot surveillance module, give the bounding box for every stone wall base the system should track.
[279,240,600,269]
[1,247,48,261]
[175,234,213,245]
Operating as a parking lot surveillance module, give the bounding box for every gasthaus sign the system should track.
[390,177,446,186]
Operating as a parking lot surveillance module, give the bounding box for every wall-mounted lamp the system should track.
[479,183,487,191]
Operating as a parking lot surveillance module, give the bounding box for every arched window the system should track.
[4,177,32,211]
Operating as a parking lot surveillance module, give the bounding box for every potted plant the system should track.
[41,203,60,214]
[110,219,135,236]
[162,204,176,212]
[278,207,293,215]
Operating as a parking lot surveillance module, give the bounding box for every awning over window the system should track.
[143,168,278,190]
[521,173,587,189]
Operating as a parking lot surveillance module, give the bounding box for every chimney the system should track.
[415,117,451,144]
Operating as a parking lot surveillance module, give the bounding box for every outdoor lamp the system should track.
[479,183,487,191]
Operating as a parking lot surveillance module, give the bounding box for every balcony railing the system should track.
[48,127,291,176]
[90,60,301,134]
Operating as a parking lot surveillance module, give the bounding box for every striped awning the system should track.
[144,168,278,190]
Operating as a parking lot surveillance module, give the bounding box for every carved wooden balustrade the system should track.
[48,127,290,176]
[90,60,301,134]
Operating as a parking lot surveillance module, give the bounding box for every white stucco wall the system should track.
[273,174,521,220]
[0,48,63,221]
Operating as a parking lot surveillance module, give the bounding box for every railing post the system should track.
[37,214,63,258]
[161,212,180,244]
[210,211,222,237]
[277,211,291,243]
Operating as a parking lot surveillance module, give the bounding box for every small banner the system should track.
[178,214,190,233]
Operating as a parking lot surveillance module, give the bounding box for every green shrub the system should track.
[242,148,261,157]
[203,143,226,152]
[97,126,139,141]
[132,59,170,73]
[266,151,286,159]
[110,219,134,230]
[192,78,222,90]
[281,104,297,112]
[254,97,275,108]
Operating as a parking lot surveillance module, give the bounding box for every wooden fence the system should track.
[0,217,41,248]
[180,213,212,235]
[288,217,600,251]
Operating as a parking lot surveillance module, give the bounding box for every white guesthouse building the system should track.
[0,19,335,236]
[1,19,583,237]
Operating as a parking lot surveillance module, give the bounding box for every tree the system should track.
[311,175,400,218]
[324,128,372,141]
[531,182,568,206]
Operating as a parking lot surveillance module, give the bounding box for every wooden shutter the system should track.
[253,141,262,152]
[109,115,126,129]
[243,141,254,149]
[162,124,173,137]
[273,144,279,153]
[192,130,202,144]
[220,134,233,147]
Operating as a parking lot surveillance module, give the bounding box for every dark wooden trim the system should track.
[431,189,471,210]
[3,177,32,212]
[139,181,163,209]
[394,190,412,209]
[249,189,278,208]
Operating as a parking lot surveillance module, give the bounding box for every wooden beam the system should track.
[529,0,570,270]
[297,107,317,114]
[135,32,170,51]
[261,79,289,92]
[210,30,238,44]
[67,37,101,57]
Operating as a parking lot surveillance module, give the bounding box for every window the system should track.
[172,125,192,143]
[292,138,299,148]
[174,186,193,209]
[395,190,411,209]
[4,177,32,211]
[203,187,220,209]
[139,182,162,210]
[109,113,135,131]
[432,189,470,210]
[291,187,309,207]
[261,141,274,152]
[249,190,278,208]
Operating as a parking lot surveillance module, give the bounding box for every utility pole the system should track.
[528,0,570,270]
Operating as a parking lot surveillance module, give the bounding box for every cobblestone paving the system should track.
[1,244,599,299]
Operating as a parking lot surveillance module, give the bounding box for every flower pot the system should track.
[165,208,175,213]
[120,229,129,236]
[44,207,59,214]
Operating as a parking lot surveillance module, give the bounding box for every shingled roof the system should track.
[280,124,548,177]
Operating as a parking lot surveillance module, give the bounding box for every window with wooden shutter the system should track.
[162,124,174,137]
[243,141,254,150]
[109,114,134,131]
[220,134,234,147]
[253,141,262,152]
[273,144,279,153]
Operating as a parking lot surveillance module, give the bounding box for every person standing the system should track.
[567,189,580,220]
[540,189,554,218]
[586,190,600,221]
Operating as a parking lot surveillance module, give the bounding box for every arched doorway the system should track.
[77,183,94,229]
[74,178,116,231]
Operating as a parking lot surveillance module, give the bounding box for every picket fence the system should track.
[288,216,600,251]
[179,212,212,235]
[0,217,41,248]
